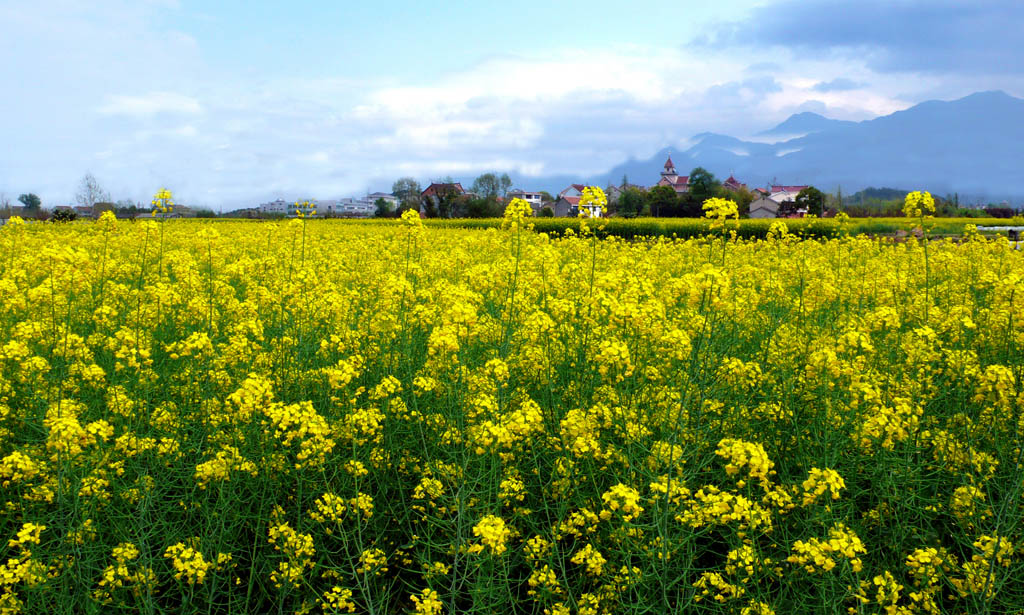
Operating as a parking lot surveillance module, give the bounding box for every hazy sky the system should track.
[2,0,1022,209]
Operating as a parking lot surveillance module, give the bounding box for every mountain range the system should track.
[507,90,1024,202]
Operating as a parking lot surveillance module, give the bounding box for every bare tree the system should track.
[75,173,110,210]
[0,193,10,215]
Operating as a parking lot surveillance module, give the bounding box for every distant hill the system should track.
[511,91,1024,201]
[844,187,911,204]
[756,112,856,138]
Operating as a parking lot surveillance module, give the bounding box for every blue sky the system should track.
[2,0,1022,209]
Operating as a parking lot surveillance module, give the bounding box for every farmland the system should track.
[1,213,1023,614]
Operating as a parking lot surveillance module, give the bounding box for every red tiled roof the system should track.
[421,182,466,197]
[723,175,747,190]
[561,196,581,205]
[657,176,689,189]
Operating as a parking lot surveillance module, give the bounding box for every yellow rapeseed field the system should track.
[0,195,1022,614]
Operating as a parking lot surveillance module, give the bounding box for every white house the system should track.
[316,199,339,215]
[508,189,544,211]
[558,184,586,199]
[367,192,398,205]
[336,197,376,217]
[769,185,808,204]
[259,199,291,215]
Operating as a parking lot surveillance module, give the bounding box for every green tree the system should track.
[539,191,554,203]
[644,185,677,218]
[431,184,463,218]
[471,173,511,199]
[18,193,42,212]
[718,186,754,216]
[392,177,422,203]
[374,198,394,218]
[538,206,554,217]
[465,196,500,218]
[687,167,720,203]
[618,187,645,218]
[796,186,826,216]
[51,209,78,223]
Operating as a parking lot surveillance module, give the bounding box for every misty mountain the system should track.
[513,91,1024,201]
[756,112,856,138]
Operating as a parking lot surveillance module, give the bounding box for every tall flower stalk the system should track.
[904,190,935,322]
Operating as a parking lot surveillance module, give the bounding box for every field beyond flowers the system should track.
[2,215,1024,614]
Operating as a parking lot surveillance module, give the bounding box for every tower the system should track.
[661,155,678,183]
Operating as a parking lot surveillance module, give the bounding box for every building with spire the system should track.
[722,174,747,192]
[656,155,689,194]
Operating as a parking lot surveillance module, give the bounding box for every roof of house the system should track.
[421,182,466,196]
[559,196,581,205]
[771,185,808,193]
[659,176,689,187]
[664,156,675,171]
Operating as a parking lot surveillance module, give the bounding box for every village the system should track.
[249,155,811,220]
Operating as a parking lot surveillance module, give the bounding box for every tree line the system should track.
[1,174,215,221]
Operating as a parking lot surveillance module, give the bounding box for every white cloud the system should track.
[99,93,203,116]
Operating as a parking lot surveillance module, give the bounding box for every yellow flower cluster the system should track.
[600,484,644,522]
[320,586,356,613]
[787,523,866,573]
[164,540,229,585]
[263,400,335,468]
[577,186,607,219]
[502,197,535,231]
[356,548,388,575]
[410,588,443,615]
[94,542,157,604]
[470,515,512,555]
[715,438,775,488]
[267,522,315,588]
[194,445,258,488]
[800,468,845,506]
[902,190,935,218]
[570,543,607,576]
[702,197,739,229]
[151,188,174,215]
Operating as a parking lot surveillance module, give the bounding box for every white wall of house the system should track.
[510,190,544,209]
[259,199,290,214]
[749,197,779,218]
